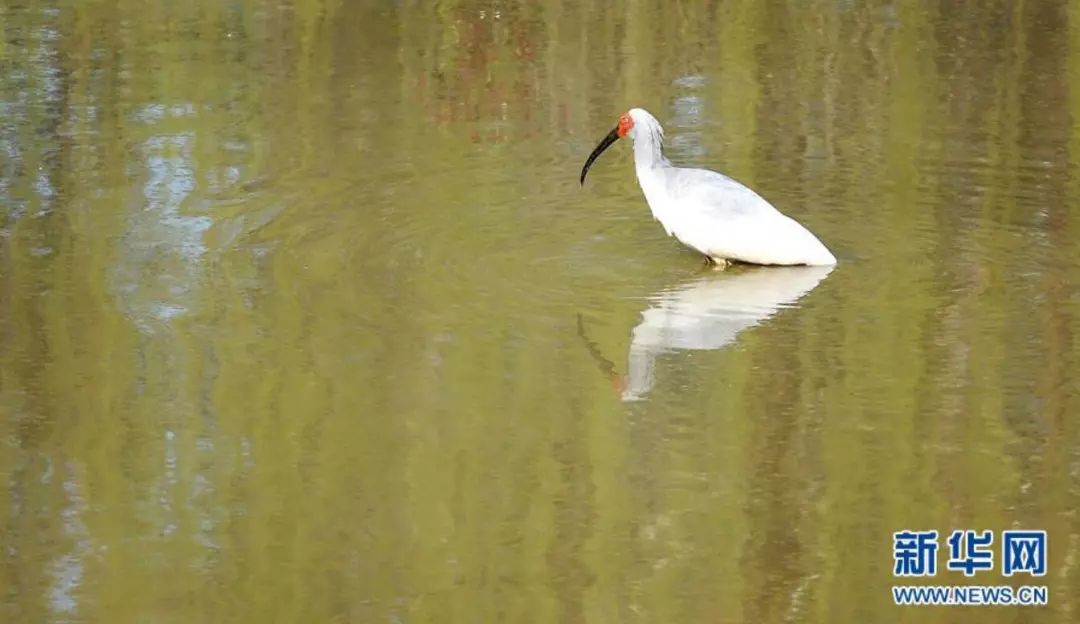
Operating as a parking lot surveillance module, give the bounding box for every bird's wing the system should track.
[667,168,783,219]
[663,168,831,265]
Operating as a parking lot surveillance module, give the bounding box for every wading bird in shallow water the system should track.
[580,108,837,267]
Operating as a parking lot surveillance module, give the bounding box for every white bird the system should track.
[580,108,836,267]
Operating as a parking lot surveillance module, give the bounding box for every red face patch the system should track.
[617,113,634,138]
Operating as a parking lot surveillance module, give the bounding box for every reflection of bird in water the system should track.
[579,265,833,401]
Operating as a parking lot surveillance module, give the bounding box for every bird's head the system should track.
[580,108,664,185]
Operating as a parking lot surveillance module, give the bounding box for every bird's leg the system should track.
[706,257,730,271]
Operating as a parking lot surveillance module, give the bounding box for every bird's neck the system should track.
[632,132,669,172]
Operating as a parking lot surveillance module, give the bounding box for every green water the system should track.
[1,1,1079,622]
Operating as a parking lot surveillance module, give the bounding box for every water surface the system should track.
[2,1,1079,622]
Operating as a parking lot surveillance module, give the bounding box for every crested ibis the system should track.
[580,108,837,267]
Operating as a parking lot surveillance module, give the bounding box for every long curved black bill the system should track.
[579,126,620,185]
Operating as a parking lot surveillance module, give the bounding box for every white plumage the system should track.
[581,108,836,267]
